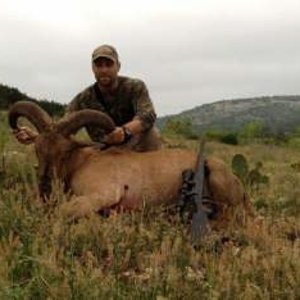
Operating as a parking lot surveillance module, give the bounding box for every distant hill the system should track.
[157,96,300,135]
[0,83,65,116]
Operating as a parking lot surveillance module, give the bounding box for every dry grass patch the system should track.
[0,129,299,299]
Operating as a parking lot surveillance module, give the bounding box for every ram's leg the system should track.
[60,191,122,221]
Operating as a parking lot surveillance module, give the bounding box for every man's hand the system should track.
[103,127,125,145]
[13,126,38,145]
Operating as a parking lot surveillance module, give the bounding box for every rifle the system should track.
[178,138,209,247]
[190,138,209,246]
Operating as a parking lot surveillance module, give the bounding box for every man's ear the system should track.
[117,61,121,71]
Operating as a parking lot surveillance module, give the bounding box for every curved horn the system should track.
[9,101,52,133]
[56,109,116,137]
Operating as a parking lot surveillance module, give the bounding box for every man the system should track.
[14,44,161,152]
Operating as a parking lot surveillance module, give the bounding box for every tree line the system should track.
[0,83,65,116]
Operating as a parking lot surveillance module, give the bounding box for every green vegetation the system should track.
[0,109,299,299]
[162,117,198,140]
[239,120,265,140]
[205,129,239,145]
[162,116,300,148]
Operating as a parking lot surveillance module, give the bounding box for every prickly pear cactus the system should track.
[232,154,269,191]
[231,154,249,183]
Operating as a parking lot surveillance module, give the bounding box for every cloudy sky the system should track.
[1,0,300,116]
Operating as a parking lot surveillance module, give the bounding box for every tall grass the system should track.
[0,114,299,299]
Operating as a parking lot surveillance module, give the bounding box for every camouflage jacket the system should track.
[67,76,157,142]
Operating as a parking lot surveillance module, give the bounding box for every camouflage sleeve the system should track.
[133,80,157,131]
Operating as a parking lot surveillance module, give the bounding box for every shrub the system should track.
[205,129,239,145]
[162,117,199,140]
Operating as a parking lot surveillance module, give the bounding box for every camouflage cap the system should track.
[92,45,119,63]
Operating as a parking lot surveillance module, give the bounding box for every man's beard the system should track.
[99,76,112,86]
[98,76,118,89]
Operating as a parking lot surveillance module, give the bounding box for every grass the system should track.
[0,114,299,299]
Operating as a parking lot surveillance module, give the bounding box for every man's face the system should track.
[92,57,120,87]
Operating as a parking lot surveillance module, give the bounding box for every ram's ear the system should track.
[56,109,116,137]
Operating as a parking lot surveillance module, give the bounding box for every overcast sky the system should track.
[1,0,300,116]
